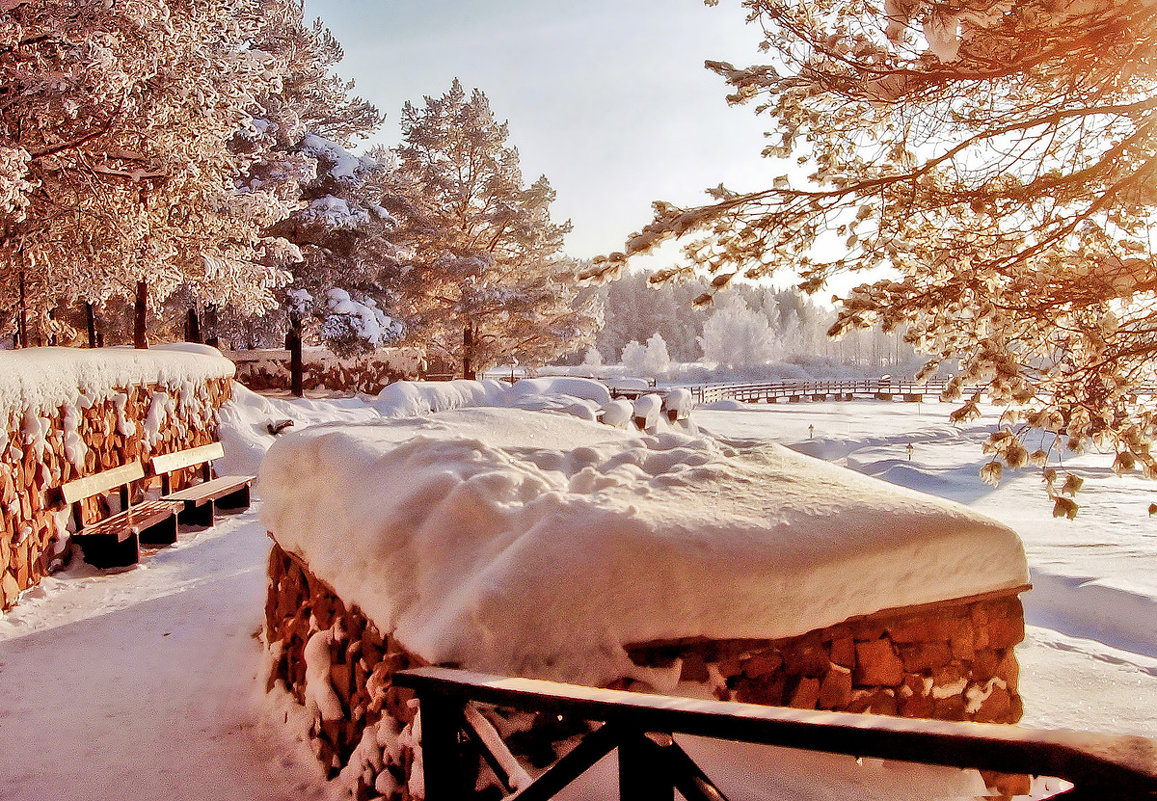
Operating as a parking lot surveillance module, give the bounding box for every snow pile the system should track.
[299,134,377,183]
[259,407,1028,687]
[372,379,511,418]
[0,344,235,417]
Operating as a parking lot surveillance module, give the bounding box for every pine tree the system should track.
[385,80,599,379]
[226,1,396,394]
[614,0,1157,496]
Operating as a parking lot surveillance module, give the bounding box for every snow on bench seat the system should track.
[259,407,1029,687]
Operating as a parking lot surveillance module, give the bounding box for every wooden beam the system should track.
[395,668,1157,797]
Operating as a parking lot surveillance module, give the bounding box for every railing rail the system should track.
[396,667,1157,801]
[679,379,1157,405]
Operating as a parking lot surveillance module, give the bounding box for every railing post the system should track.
[620,730,675,801]
[418,691,469,801]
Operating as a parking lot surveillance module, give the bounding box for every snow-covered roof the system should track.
[259,406,1028,687]
[0,344,235,417]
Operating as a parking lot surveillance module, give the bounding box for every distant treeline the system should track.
[574,272,923,374]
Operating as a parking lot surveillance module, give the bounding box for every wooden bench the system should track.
[152,442,254,529]
[60,461,182,568]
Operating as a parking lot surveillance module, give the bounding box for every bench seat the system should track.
[163,474,253,528]
[71,499,184,567]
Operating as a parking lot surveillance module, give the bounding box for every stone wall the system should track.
[227,348,424,395]
[264,543,1028,800]
[2,359,233,610]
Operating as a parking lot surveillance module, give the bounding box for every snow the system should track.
[0,344,235,418]
[259,404,1027,687]
[299,134,377,182]
[303,627,345,721]
[303,194,370,229]
[322,288,403,346]
[509,376,613,405]
[0,385,1153,801]
[632,392,663,428]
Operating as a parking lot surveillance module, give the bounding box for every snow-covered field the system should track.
[0,389,1153,800]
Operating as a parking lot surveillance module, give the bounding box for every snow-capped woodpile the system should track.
[624,590,1025,723]
[265,546,423,798]
[227,348,424,395]
[0,345,236,610]
[258,406,1032,798]
[264,544,1026,800]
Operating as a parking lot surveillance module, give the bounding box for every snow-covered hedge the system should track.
[0,345,236,610]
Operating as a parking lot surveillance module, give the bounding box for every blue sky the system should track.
[300,0,774,262]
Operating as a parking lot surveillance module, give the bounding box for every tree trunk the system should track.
[462,323,477,381]
[17,267,27,349]
[185,306,202,343]
[204,304,219,348]
[288,311,304,397]
[85,302,97,348]
[134,280,148,349]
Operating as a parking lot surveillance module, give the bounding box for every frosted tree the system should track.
[641,333,672,377]
[266,137,403,393]
[609,0,1157,510]
[619,341,648,375]
[699,295,778,369]
[0,0,303,348]
[222,2,399,394]
[595,271,706,362]
[384,80,599,379]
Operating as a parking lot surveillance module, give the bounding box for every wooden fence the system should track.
[397,667,1157,801]
[684,379,1157,405]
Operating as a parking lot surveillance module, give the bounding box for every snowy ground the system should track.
[0,393,1153,800]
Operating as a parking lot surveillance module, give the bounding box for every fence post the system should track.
[419,692,469,801]
[620,730,675,801]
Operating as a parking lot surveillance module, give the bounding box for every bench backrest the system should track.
[151,442,225,476]
[61,461,145,505]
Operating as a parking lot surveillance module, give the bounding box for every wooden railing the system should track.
[396,667,1157,801]
[683,379,962,405]
[682,380,1157,405]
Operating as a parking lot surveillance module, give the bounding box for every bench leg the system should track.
[76,532,140,569]
[139,515,178,547]
[214,485,251,513]
[181,499,215,529]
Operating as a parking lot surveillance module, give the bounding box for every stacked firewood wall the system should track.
[265,541,1030,800]
[0,377,232,610]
